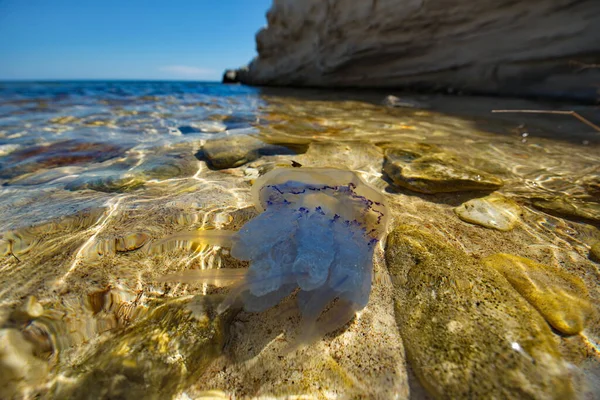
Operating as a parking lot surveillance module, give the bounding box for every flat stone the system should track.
[198,135,307,170]
[455,194,522,231]
[385,225,574,399]
[532,197,600,224]
[483,253,593,335]
[383,145,503,193]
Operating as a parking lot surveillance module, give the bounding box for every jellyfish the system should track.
[154,168,389,343]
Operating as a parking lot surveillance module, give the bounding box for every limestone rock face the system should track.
[238,0,600,101]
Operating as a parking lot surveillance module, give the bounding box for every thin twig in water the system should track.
[569,60,600,72]
[491,109,600,132]
[10,251,20,263]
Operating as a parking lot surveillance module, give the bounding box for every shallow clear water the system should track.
[0,81,599,399]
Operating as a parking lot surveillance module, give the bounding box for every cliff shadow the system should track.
[256,86,600,146]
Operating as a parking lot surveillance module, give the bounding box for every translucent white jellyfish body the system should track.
[157,168,389,342]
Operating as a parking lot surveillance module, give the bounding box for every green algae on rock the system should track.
[454,194,522,231]
[532,196,600,225]
[385,225,574,399]
[50,297,228,400]
[591,241,600,263]
[382,145,503,194]
[482,253,593,336]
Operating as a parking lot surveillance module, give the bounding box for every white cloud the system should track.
[159,65,216,78]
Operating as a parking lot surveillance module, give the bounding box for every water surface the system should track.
[1,81,599,399]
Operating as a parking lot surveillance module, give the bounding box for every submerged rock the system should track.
[51,297,228,400]
[482,253,593,335]
[0,329,49,399]
[65,173,145,193]
[383,144,503,194]
[198,135,307,170]
[385,225,574,399]
[132,153,199,180]
[0,140,127,180]
[454,194,522,231]
[532,196,600,224]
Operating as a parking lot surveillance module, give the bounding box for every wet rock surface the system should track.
[455,194,522,231]
[383,144,504,194]
[386,225,574,399]
[483,253,593,335]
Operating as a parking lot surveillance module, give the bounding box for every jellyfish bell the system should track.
[154,167,389,345]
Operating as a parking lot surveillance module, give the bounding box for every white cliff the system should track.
[235,0,600,101]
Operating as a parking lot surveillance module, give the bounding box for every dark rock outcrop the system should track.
[222,69,240,84]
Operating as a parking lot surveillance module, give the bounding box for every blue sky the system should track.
[0,0,272,81]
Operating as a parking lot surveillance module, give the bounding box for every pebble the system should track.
[454,194,522,231]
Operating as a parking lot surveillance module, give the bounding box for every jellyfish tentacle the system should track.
[293,212,334,291]
[157,268,248,286]
[150,230,238,251]
[218,270,303,314]
[311,298,361,338]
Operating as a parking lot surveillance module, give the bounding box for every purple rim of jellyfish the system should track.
[261,181,385,246]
